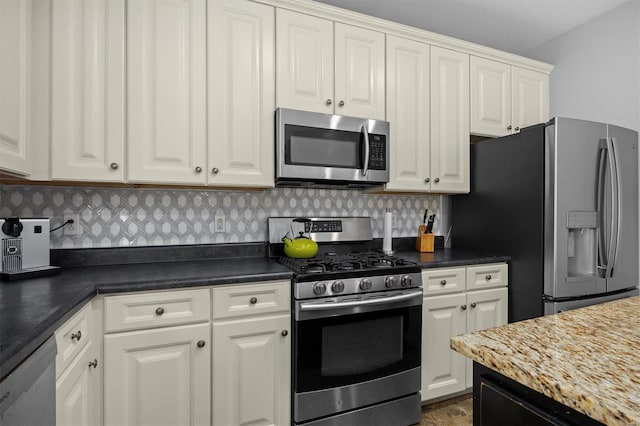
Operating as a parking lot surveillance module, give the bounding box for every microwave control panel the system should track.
[368,135,386,170]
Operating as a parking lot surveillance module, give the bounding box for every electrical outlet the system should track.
[63,214,82,236]
[392,213,398,229]
[214,215,226,233]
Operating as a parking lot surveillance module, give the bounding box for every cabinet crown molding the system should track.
[255,0,553,74]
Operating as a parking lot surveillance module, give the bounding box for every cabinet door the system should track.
[104,323,210,426]
[51,0,125,181]
[430,46,470,193]
[213,315,290,426]
[208,0,275,188]
[385,35,430,191]
[470,56,511,137]
[334,23,385,120]
[466,287,508,387]
[127,0,207,184]
[56,340,101,426]
[422,293,467,401]
[0,0,31,176]
[276,9,333,114]
[512,66,550,131]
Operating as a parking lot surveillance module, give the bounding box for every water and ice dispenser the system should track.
[566,211,597,278]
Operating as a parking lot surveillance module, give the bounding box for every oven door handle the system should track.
[296,290,422,320]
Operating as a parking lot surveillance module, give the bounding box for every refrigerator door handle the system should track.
[596,139,609,277]
[609,137,622,277]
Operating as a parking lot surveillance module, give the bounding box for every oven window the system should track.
[295,305,421,393]
[285,125,363,169]
[321,316,402,376]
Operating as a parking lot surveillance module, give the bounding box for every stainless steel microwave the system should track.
[275,108,390,188]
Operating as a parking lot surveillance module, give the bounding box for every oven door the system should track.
[276,108,389,186]
[294,289,422,423]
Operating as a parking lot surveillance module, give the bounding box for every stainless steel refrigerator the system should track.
[452,117,639,322]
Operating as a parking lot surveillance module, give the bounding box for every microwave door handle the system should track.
[361,125,370,176]
[596,140,608,277]
[609,137,622,277]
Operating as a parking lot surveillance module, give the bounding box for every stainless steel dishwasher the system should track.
[0,336,56,425]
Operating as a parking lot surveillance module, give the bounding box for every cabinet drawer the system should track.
[422,267,466,296]
[104,288,210,333]
[213,280,290,320]
[55,303,92,378]
[466,263,508,291]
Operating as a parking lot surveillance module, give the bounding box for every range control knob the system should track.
[359,278,372,291]
[401,275,413,287]
[313,282,327,295]
[331,281,345,293]
[385,276,398,288]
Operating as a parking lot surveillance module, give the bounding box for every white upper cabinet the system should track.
[512,66,550,130]
[384,35,430,191]
[276,9,385,120]
[430,46,470,193]
[51,0,125,182]
[0,0,31,176]
[334,23,386,120]
[208,0,275,188]
[471,56,550,137]
[470,56,511,137]
[276,9,333,115]
[127,0,207,185]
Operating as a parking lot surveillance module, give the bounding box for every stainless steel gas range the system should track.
[268,217,423,426]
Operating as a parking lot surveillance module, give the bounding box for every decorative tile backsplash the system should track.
[0,185,441,249]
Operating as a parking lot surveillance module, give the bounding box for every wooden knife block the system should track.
[416,226,435,252]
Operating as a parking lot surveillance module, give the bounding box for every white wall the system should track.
[525,0,639,131]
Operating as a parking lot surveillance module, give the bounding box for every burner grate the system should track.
[279,251,413,274]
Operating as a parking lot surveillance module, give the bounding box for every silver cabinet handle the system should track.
[338,100,344,107]
[507,125,512,130]
[461,305,467,310]
[470,302,477,308]
[211,167,219,174]
[110,162,119,170]
[434,178,440,183]
[326,99,332,106]
[515,126,520,131]
[281,330,288,337]
[155,307,165,316]
[440,279,447,285]
[195,166,202,173]
[71,331,82,341]
[88,359,98,368]
[197,340,206,348]
[250,297,258,305]
[485,274,492,281]
[424,178,430,183]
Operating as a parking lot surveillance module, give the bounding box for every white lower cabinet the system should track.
[212,280,291,426]
[104,323,211,426]
[55,299,103,426]
[213,315,290,426]
[99,281,291,426]
[421,264,508,402]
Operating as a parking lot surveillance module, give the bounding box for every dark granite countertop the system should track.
[0,255,292,379]
[394,248,510,269]
[0,243,509,380]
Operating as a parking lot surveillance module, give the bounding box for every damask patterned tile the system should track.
[0,184,442,249]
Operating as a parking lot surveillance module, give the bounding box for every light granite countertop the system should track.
[450,296,640,425]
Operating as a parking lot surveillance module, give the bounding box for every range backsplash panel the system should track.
[0,185,441,249]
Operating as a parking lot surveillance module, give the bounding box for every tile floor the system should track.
[420,394,473,426]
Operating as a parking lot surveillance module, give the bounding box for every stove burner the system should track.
[279,251,414,275]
